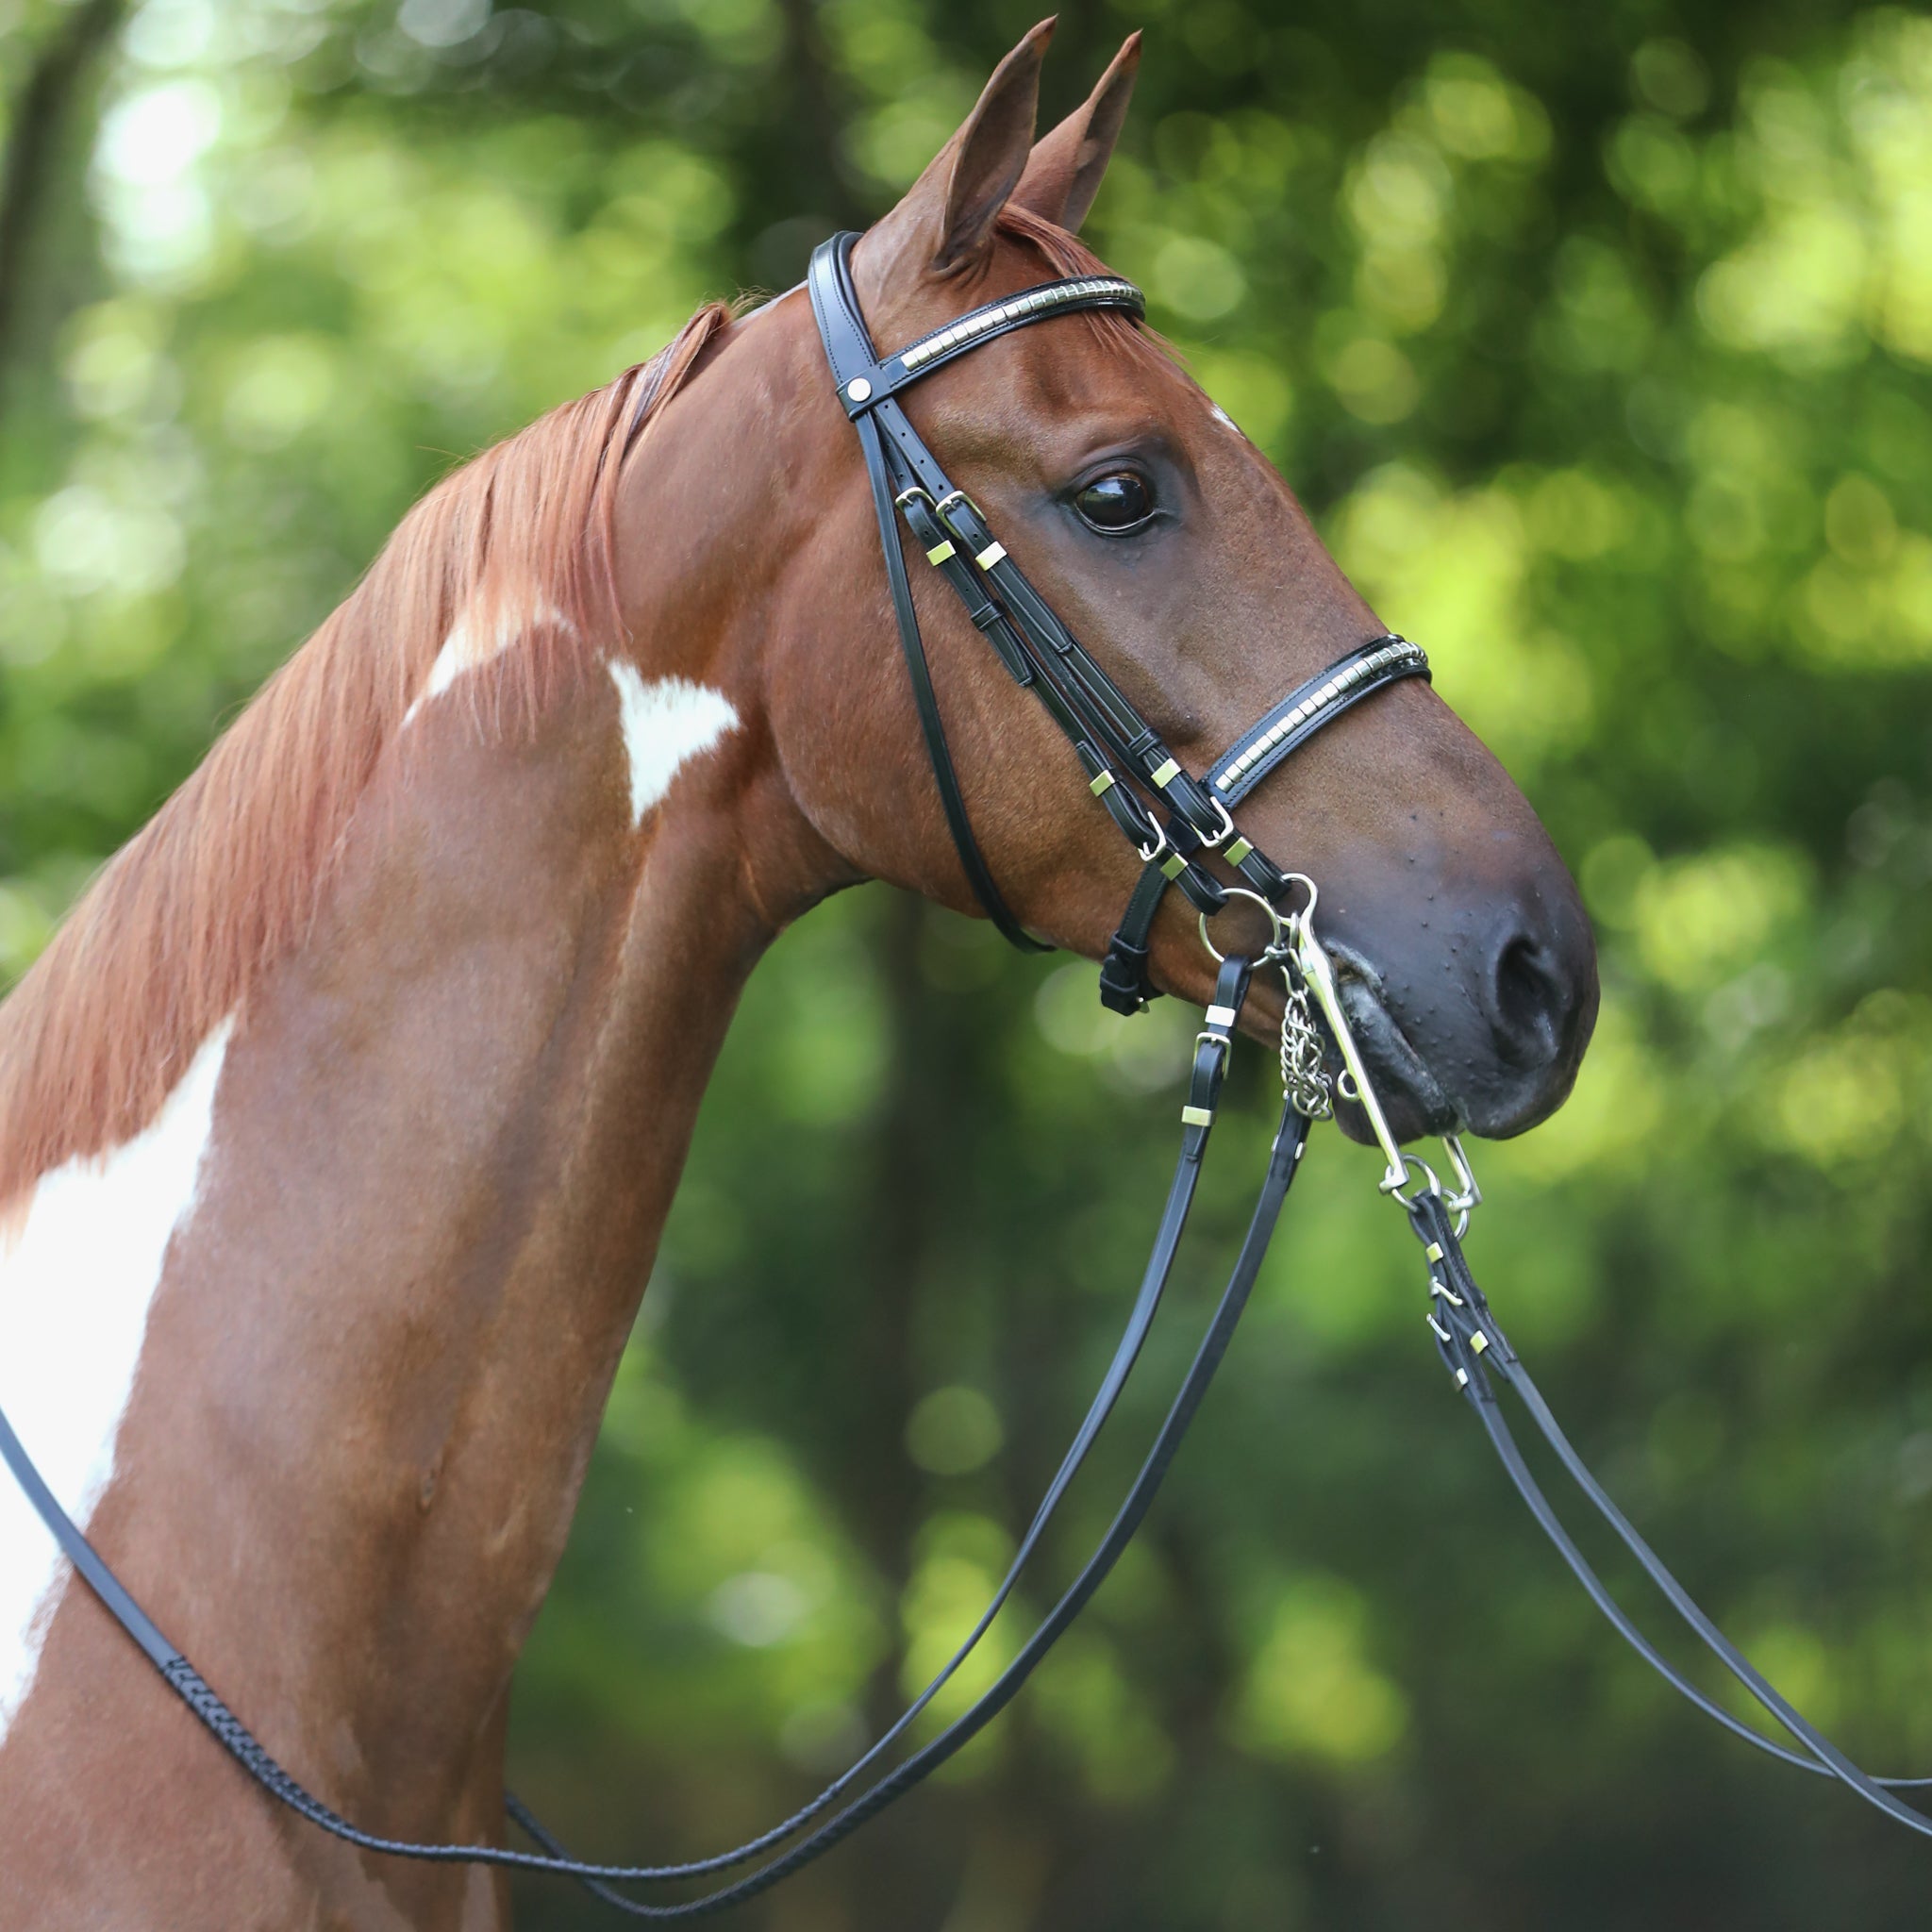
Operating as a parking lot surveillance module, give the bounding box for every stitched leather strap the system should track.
[832,274,1145,414]
[1208,635,1429,808]
[1098,860,1173,1014]
[809,245,1047,954]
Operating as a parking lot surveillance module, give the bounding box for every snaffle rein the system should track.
[2,236,1925,1921]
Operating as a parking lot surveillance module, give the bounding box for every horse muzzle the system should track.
[1319,866,1600,1145]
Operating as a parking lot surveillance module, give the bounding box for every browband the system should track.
[836,275,1145,414]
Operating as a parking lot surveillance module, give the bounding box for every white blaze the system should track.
[0,1019,232,1742]
[607,664,739,824]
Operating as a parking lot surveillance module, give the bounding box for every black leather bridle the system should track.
[6,236,1928,1921]
[803,230,1429,1013]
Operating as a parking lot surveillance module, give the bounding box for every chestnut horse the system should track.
[0,24,1595,1928]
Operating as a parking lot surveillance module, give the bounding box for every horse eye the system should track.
[1074,471,1155,533]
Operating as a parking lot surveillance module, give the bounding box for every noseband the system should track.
[8,237,1930,1921]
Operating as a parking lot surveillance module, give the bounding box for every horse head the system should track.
[744,22,1598,1143]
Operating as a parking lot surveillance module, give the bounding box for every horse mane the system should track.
[0,213,1146,1213]
[0,301,732,1212]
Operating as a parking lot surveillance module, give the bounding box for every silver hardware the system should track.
[1150,756,1181,789]
[1426,1314,1452,1343]
[1205,1003,1238,1029]
[1196,886,1291,965]
[1180,1103,1214,1128]
[1287,892,1407,1194]
[846,377,873,403]
[1391,1150,1443,1203]
[1136,824,1171,868]
[1441,1135,1483,1216]
[1278,963,1333,1122]
[1199,798,1237,849]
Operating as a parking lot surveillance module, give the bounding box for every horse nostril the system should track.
[1489,930,1568,1066]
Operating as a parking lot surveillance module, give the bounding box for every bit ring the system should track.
[1197,887,1289,964]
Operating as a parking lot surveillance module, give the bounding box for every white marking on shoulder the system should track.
[0,1018,232,1744]
[404,596,574,725]
[607,664,739,825]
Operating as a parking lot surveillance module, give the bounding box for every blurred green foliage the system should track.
[4,0,1932,1924]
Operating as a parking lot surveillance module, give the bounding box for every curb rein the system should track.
[4,234,1927,1922]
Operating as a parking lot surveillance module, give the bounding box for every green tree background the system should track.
[4,0,1931,1924]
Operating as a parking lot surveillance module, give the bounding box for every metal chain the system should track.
[1278,962,1334,1121]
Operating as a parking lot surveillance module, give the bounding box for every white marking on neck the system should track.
[0,1018,232,1744]
[404,595,574,726]
[607,664,739,824]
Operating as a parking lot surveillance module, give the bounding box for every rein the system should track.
[4,237,1926,1918]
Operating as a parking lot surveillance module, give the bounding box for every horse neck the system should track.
[0,301,854,1886]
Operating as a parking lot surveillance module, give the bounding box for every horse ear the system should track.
[1012,33,1141,233]
[933,19,1054,271]
[868,20,1054,281]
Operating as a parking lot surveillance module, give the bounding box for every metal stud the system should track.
[846,377,873,403]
